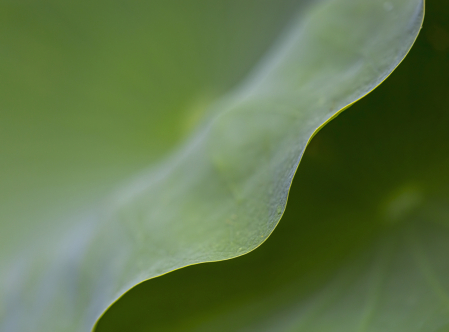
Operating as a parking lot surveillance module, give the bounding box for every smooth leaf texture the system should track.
[0,0,423,331]
[99,3,449,330]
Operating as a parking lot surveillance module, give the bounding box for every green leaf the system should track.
[98,3,449,329]
[0,0,423,331]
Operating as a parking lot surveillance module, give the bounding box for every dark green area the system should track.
[97,0,449,331]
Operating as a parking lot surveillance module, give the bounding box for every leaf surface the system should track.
[99,5,449,329]
[0,0,423,331]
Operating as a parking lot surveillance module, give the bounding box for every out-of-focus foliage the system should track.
[0,0,424,331]
[0,0,305,257]
[98,1,449,331]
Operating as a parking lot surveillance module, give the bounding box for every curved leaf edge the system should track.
[92,3,425,330]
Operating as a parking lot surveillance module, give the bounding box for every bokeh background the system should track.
[0,0,305,256]
[96,0,449,331]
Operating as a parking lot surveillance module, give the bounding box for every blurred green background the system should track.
[0,0,304,256]
[96,0,449,331]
